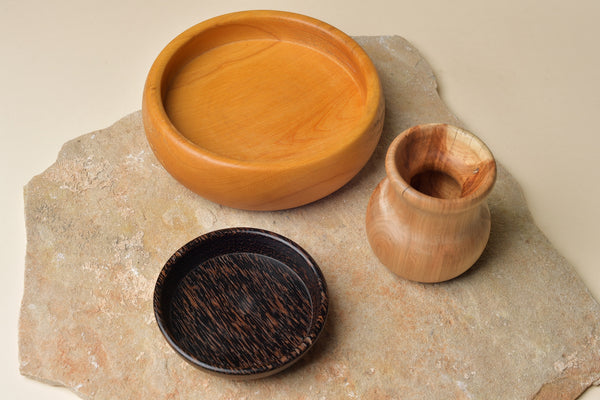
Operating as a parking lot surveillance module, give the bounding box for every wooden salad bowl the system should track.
[142,10,384,210]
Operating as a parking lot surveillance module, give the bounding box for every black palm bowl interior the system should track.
[153,227,328,379]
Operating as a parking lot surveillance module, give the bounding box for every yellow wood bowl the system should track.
[142,10,384,210]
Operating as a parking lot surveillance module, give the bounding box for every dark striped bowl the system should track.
[153,227,328,378]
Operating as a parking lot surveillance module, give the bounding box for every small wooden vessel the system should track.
[142,10,384,210]
[366,124,496,283]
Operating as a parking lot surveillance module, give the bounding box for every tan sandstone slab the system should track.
[19,36,600,399]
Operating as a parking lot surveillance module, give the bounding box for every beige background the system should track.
[2,1,599,398]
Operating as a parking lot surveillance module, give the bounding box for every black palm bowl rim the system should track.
[153,227,328,379]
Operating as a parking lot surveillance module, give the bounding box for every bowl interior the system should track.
[159,13,372,162]
[153,228,328,377]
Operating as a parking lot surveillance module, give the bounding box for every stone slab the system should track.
[19,36,600,399]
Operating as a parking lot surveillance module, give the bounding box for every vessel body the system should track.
[366,124,496,283]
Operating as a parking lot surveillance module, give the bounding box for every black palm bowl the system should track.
[153,227,329,379]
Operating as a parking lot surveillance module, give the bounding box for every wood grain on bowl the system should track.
[153,227,328,378]
[143,10,384,210]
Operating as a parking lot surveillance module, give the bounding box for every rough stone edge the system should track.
[17,115,132,400]
[533,359,600,399]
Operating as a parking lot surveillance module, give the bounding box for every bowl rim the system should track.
[142,9,383,170]
[153,227,329,378]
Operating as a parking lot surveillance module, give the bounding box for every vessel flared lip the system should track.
[142,9,383,172]
[385,123,497,213]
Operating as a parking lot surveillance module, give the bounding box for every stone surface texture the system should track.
[19,36,600,399]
